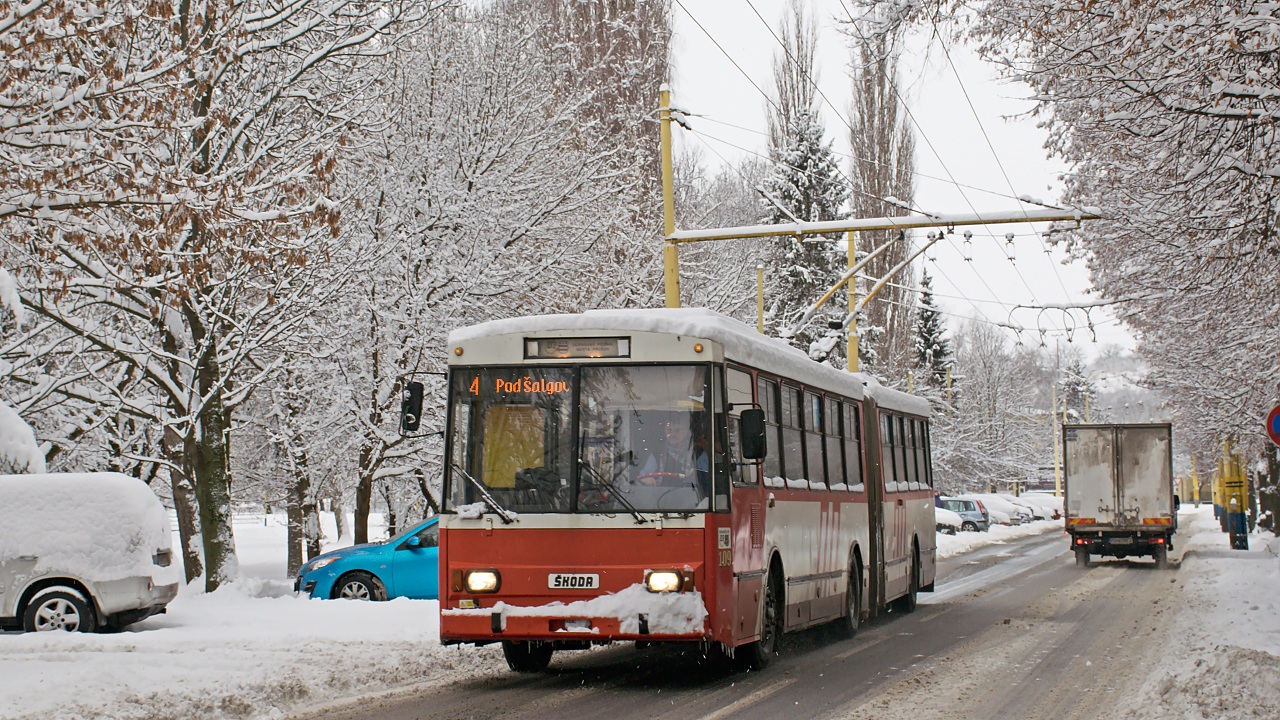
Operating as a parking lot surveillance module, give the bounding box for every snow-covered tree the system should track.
[913,269,952,387]
[841,11,916,374]
[846,0,1280,472]
[675,151,773,320]
[932,321,1046,493]
[1059,357,1097,425]
[761,0,848,360]
[2,0,439,590]
[0,399,45,475]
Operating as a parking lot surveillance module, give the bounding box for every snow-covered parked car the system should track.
[935,507,963,535]
[1020,493,1063,520]
[959,494,1025,525]
[0,473,181,633]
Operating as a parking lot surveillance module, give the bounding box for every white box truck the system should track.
[1063,423,1177,568]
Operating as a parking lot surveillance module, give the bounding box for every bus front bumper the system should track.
[441,584,709,645]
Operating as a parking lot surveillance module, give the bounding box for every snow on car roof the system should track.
[453,308,897,403]
[0,472,179,584]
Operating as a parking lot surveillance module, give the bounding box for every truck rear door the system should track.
[1117,426,1174,529]
[1064,426,1117,527]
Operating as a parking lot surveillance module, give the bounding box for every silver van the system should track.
[1,473,181,632]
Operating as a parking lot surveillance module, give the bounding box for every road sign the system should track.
[1267,404,1280,447]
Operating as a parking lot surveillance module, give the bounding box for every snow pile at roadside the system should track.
[0,581,506,720]
[1118,508,1280,720]
[936,518,1062,558]
[0,513,508,720]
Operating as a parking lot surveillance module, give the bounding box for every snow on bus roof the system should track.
[451,308,926,414]
[861,374,933,418]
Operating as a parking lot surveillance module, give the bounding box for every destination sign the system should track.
[525,337,630,359]
[469,375,570,396]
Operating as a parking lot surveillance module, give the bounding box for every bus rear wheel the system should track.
[894,548,919,613]
[833,561,861,639]
[502,641,554,673]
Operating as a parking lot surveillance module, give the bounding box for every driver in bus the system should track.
[637,418,709,493]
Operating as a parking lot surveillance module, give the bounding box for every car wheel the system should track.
[333,572,387,601]
[23,588,97,633]
[961,521,977,532]
[502,641,554,672]
[736,561,784,670]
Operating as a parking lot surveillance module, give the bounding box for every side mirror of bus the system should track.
[401,381,425,434]
[739,409,767,460]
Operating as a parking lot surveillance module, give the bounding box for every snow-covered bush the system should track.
[0,399,44,474]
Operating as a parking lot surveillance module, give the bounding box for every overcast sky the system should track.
[667,0,1136,361]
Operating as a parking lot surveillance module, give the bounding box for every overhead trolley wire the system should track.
[834,0,1063,336]
[675,0,1026,209]
[933,29,1076,300]
[674,0,1075,342]
[677,0,1026,344]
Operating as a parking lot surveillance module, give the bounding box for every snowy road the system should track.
[294,531,1189,720]
[6,509,1275,720]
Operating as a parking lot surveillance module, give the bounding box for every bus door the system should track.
[879,412,911,600]
[861,398,887,613]
[726,367,767,642]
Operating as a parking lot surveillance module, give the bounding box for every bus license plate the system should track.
[549,573,599,590]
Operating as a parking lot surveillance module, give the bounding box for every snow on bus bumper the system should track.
[441,584,709,644]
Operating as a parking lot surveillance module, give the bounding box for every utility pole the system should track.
[847,231,859,371]
[660,84,679,308]
[1052,384,1062,497]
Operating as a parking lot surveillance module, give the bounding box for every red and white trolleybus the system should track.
[406,308,936,672]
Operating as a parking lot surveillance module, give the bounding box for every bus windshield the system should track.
[447,365,711,514]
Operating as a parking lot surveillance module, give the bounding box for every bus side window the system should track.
[826,398,846,489]
[902,415,917,489]
[805,391,826,487]
[845,404,863,491]
[758,377,782,482]
[897,415,913,490]
[781,385,805,486]
[727,367,756,488]
[880,414,896,493]
[920,419,933,487]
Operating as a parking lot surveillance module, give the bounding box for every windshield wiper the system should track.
[577,458,649,525]
[451,463,515,525]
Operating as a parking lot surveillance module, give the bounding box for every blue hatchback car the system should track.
[294,517,439,601]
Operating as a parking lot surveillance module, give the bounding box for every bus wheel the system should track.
[737,565,783,671]
[502,641,554,673]
[895,549,919,614]
[834,561,861,639]
[1075,547,1090,568]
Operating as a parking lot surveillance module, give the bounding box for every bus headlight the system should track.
[646,570,682,593]
[464,569,501,593]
